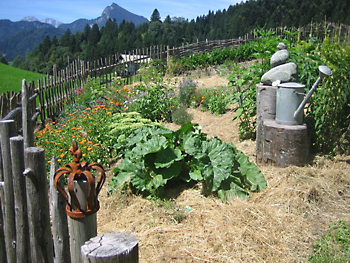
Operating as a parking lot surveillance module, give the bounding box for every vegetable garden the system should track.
[33,28,350,261]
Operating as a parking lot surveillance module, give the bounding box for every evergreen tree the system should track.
[151,9,161,22]
[0,55,8,65]
[13,55,24,68]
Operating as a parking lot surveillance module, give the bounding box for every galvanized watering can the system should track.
[276,65,332,125]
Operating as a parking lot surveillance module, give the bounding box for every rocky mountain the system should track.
[21,16,63,28]
[58,3,148,33]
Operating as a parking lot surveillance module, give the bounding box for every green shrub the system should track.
[178,78,198,107]
[171,105,194,125]
[126,82,178,122]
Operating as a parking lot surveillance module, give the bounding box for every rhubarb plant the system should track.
[109,122,266,201]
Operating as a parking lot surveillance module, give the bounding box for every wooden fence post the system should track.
[0,120,17,263]
[81,232,138,263]
[69,180,97,263]
[49,157,71,263]
[10,136,30,263]
[22,80,35,148]
[0,142,7,263]
[0,181,7,263]
[24,147,54,263]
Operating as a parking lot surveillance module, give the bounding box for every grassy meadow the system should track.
[0,63,44,94]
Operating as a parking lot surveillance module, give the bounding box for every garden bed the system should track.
[96,73,350,262]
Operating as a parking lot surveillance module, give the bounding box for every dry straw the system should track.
[98,155,350,262]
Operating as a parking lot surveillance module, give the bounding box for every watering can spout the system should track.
[293,65,332,120]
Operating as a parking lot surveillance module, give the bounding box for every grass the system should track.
[309,220,350,262]
[0,63,44,94]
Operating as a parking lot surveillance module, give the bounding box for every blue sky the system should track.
[0,0,245,23]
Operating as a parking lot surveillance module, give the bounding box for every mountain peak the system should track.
[21,16,39,22]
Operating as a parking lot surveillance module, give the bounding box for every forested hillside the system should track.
[13,0,350,74]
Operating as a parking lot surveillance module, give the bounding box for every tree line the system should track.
[8,0,350,74]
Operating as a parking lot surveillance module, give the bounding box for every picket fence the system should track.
[0,21,349,263]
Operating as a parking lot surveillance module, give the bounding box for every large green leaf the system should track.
[154,147,183,168]
[133,135,168,156]
[204,138,234,191]
[235,149,267,191]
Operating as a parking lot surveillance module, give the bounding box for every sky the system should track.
[0,0,245,24]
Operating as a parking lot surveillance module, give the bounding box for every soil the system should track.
[97,69,350,262]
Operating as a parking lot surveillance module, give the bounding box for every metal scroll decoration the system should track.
[54,140,106,218]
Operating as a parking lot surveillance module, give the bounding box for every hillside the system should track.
[0,63,44,93]
[0,27,64,61]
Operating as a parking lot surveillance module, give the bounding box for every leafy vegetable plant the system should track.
[109,122,267,201]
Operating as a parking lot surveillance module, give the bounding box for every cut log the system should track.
[81,232,138,263]
[258,119,309,167]
[256,84,277,163]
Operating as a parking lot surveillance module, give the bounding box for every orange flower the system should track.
[115,101,120,106]
[60,154,65,158]
[109,101,114,105]
[107,112,112,115]
[86,108,91,111]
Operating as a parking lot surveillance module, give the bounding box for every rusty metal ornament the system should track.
[54,140,106,218]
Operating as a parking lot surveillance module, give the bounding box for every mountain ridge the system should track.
[58,3,148,33]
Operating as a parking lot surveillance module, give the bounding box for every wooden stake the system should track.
[10,136,30,263]
[49,157,71,263]
[68,180,97,263]
[0,120,16,263]
[24,147,54,263]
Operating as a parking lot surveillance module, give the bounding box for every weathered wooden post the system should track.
[54,141,106,263]
[0,141,7,263]
[22,80,37,148]
[10,136,30,263]
[81,232,139,263]
[24,147,54,263]
[0,120,17,263]
[49,157,71,263]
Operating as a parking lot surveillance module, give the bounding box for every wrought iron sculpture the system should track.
[54,140,106,218]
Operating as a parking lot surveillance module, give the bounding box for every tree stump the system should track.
[81,232,138,263]
[258,119,309,167]
[256,84,277,163]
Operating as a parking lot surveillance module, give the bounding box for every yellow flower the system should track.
[57,159,62,162]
